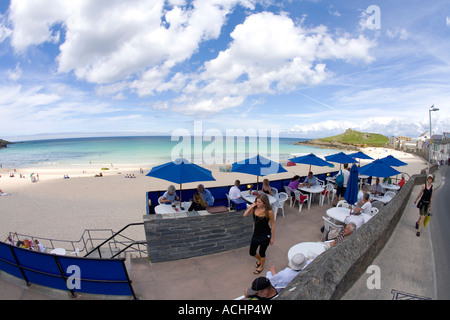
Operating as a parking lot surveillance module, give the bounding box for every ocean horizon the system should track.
[0,135,345,169]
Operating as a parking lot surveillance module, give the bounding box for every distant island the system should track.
[295,129,389,151]
[0,139,12,149]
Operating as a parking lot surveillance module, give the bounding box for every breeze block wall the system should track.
[144,210,254,262]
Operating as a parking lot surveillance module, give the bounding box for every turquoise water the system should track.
[0,136,343,169]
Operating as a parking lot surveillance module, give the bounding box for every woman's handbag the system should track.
[417,200,423,209]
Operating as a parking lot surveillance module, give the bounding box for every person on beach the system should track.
[413,174,433,237]
[160,185,179,204]
[243,193,275,274]
[188,193,208,211]
[261,179,274,196]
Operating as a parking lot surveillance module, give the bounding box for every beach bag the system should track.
[423,212,431,228]
[336,170,344,187]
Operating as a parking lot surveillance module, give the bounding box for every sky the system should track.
[0,0,449,141]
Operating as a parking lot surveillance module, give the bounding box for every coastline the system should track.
[0,147,428,243]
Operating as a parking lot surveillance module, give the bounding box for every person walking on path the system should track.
[243,193,275,274]
[413,174,433,237]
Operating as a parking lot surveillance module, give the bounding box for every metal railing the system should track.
[84,223,146,258]
[6,222,147,259]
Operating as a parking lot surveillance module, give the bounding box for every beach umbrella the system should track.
[344,163,359,205]
[288,153,332,172]
[146,158,216,208]
[347,151,373,161]
[325,152,357,170]
[231,154,287,191]
[358,159,401,178]
[347,151,374,168]
[378,155,407,167]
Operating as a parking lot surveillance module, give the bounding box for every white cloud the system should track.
[172,12,376,114]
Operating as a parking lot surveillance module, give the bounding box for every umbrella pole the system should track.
[179,183,183,210]
[257,176,259,192]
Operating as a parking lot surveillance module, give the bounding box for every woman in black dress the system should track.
[413,174,433,237]
[243,193,275,274]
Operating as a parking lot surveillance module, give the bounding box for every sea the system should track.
[0,136,343,169]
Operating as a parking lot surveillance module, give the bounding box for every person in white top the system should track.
[352,193,372,216]
[229,180,242,200]
[265,253,308,290]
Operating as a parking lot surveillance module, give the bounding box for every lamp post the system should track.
[428,105,439,168]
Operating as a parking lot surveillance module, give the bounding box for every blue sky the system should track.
[0,0,449,141]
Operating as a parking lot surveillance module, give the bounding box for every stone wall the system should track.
[144,210,253,262]
[277,174,425,300]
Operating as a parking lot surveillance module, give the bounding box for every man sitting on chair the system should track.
[229,180,241,200]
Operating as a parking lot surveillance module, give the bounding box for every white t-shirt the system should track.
[343,169,350,187]
[229,186,241,200]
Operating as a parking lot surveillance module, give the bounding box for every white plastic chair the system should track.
[158,196,163,205]
[284,186,294,207]
[384,191,396,198]
[325,183,336,205]
[274,192,288,219]
[293,189,309,212]
[336,200,349,208]
[370,207,379,216]
[70,248,80,257]
[225,193,231,208]
[321,216,344,241]
[271,187,278,196]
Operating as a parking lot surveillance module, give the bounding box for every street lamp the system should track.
[428,105,439,168]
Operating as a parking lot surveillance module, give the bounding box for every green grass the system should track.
[318,129,388,147]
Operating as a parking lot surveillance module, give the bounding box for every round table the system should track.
[298,185,325,209]
[326,207,372,224]
[240,191,277,206]
[288,242,327,261]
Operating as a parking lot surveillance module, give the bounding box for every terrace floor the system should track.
[128,197,328,300]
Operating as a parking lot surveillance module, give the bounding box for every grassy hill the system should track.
[320,129,389,147]
[296,129,389,150]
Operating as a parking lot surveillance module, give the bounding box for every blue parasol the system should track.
[288,153,332,172]
[325,152,357,170]
[358,159,401,178]
[344,163,359,205]
[231,154,287,190]
[146,158,216,207]
[347,151,373,160]
[379,155,407,167]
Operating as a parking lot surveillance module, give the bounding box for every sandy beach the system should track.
[0,147,428,244]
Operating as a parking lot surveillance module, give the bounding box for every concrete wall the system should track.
[144,210,253,262]
[276,174,427,300]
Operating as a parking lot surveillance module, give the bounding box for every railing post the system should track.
[9,246,30,287]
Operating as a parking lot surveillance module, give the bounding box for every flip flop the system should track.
[253,268,263,275]
[255,261,261,268]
